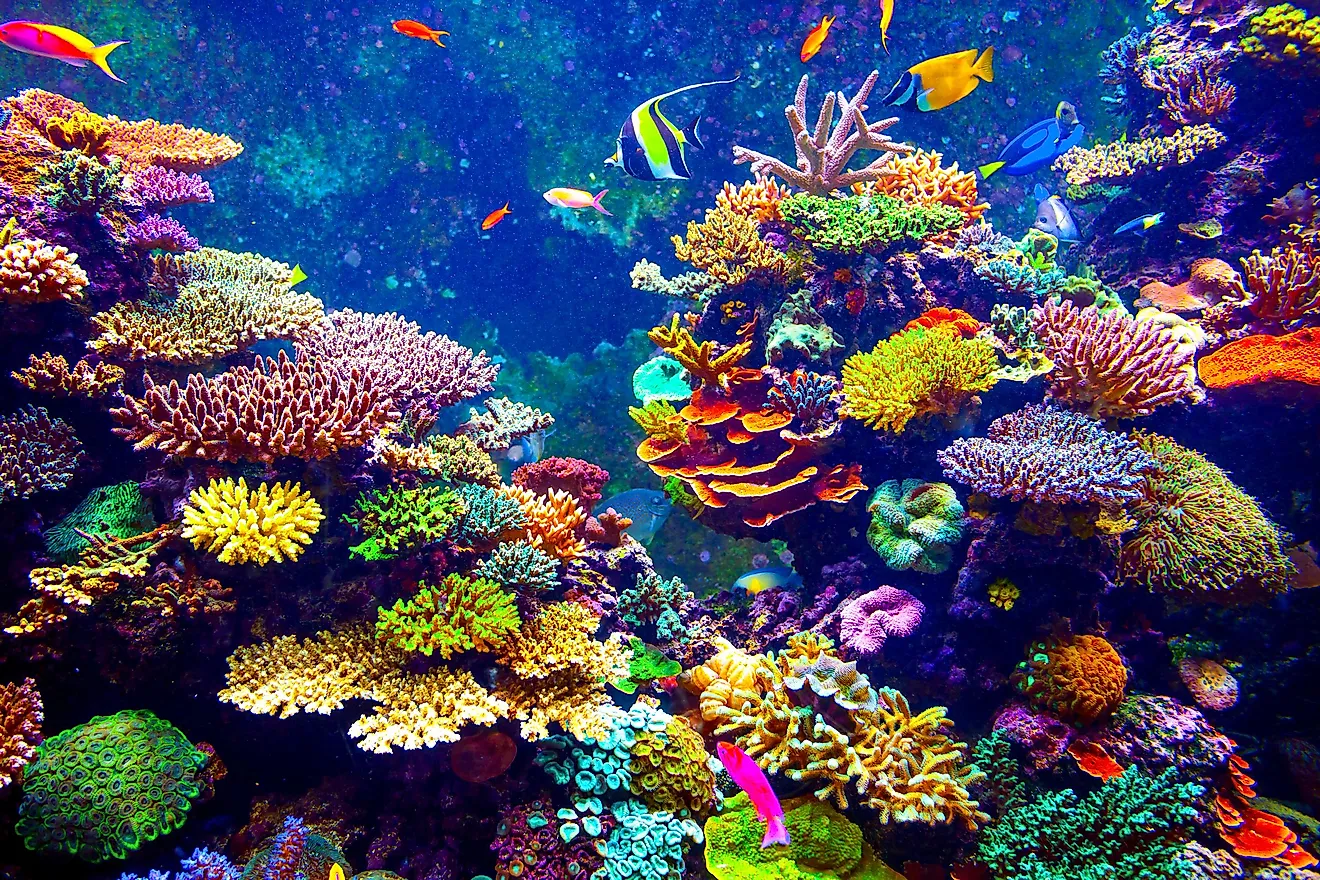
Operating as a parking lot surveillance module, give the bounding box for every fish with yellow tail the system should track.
[605,76,739,181]
[543,187,613,216]
[800,15,836,62]
[717,742,790,848]
[0,21,128,82]
[1115,211,1165,236]
[329,866,346,880]
[880,0,896,54]
[881,47,994,112]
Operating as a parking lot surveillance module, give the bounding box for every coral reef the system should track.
[0,678,42,791]
[375,574,520,658]
[1198,329,1320,388]
[1012,633,1128,726]
[1053,125,1226,186]
[865,480,965,573]
[181,477,324,566]
[0,405,84,500]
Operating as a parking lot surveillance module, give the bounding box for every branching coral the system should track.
[0,405,84,500]
[181,477,324,566]
[1120,432,1294,603]
[857,148,988,225]
[648,313,753,391]
[717,173,790,223]
[459,396,555,453]
[124,165,214,207]
[342,483,466,561]
[841,325,999,433]
[44,481,154,562]
[1,237,88,304]
[500,485,588,561]
[376,574,519,658]
[781,192,964,254]
[1052,125,1226,187]
[125,214,199,253]
[512,456,610,511]
[11,353,124,398]
[1012,633,1128,726]
[37,152,127,213]
[629,258,725,302]
[732,70,912,195]
[0,678,42,791]
[618,571,695,642]
[671,202,796,286]
[1198,328,1320,388]
[865,480,964,573]
[1238,240,1320,326]
[453,482,528,546]
[16,526,174,627]
[372,432,502,486]
[476,541,562,593]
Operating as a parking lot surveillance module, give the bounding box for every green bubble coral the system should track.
[475,540,561,593]
[43,481,155,562]
[781,193,964,254]
[15,709,209,863]
[343,483,467,560]
[865,480,965,574]
[375,573,520,658]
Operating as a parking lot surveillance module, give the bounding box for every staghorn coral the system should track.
[1120,432,1294,603]
[838,587,926,658]
[1238,241,1320,326]
[1031,299,1203,418]
[0,405,84,500]
[1198,328,1320,388]
[0,678,42,791]
[840,325,999,434]
[1,237,88,304]
[671,201,796,286]
[37,152,127,213]
[1013,632,1128,726]
[865,480,965,574]
[111,350,398,463]
[629,258,725,302]
[17,525,175,624]
[375,574,520,658]
[476,541,561,593]
[1052,125,1226,187]
[856,147,988,225]
[1241,3,1320,72]
[648,313,753,390]
[124,164,214,207]
[781,192,964,254]
[125,214,199,253]
[732,70,912,195]
[371,432,502,486]
[181,477,324,566]
[343,483,466,561]
[44,481,154,562]
[11,353,124,398]
[459,396,555,453]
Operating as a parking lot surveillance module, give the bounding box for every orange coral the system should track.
[904,307,981,337]
[0,129,60,193]
[648,314,755,391]
[856,148,988,225]
[1012,633,1127,726]
[716,174,790,223]
[41,112,111,155]
[499,486,587,561]
[1216,752,1318,868]
[1197,329,1320,388]
[1066,740,1125,781]
[0,239,88,305]
[10,353,124,398]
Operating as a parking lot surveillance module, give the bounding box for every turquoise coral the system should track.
[865,479,965,573]
[475,540,561,592]
[781,193,964,254]
[38,153,127,214]
[453,482,527,546]
[766,288,843,363]
[43,481,155,562]
[618,571,695,642]
[597,799,704,880]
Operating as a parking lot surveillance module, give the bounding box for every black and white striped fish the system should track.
[604,76,738,181]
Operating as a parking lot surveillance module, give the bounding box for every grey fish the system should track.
[598,489,673,544]
[1032,184,1080,241]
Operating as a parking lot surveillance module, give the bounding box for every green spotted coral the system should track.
[44,481,155,562]
[343,483,467,560]
[781,193,964,254]
[865,479,964,573]
[15,709,209,863]
[375,573,520,658]
[629,714,718,818]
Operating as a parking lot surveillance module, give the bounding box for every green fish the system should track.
[604,76,739,181]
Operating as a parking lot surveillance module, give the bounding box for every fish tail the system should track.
[592,189,613,216]
[684,115,704,150]
[89,40,129,84]
[972,47,995,82]
[881,32,890,55]
[978,161,1004,179]
[760,815,790,849]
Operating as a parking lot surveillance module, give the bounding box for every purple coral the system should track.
[838,586,925,657]
[127,214,200,253]
[993,702,1077,774]
[0,405,84,500]
[117,847,240,880]
[936,404,1157,505]
[125,166,215,208]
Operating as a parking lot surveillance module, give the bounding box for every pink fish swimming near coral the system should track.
[716,742,789,848]
[0,21,128,83]
[543,187,612,216]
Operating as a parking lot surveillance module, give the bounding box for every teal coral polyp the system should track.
[15,709,209,863]
[865,479,965,573]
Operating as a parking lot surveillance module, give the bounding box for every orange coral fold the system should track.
[1198,328,1320,388]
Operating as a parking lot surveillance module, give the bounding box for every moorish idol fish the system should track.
[1032,184,1080,242]
[0,20,128,82]
[1115,212,1165,236]
[979,102,1085,179]
[604,76,740,181]
[881,48,994,112]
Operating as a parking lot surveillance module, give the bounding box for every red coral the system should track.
[905,307,981,337]
[1066,740,1125,781]
[1216,752,1317,868]
[513,457,610,512]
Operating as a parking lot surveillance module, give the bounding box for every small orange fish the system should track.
[392,19,449,46]
[481,202,511,231]
[799,15,836,63]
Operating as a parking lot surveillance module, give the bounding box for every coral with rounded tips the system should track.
[37,152,127,213]
[1238,241,1320,326]
[988,577,1020,610]
[375,574,520,658]
[1179,658,1239,711]
[491,798,612,880]
[513,456,610,511]
[347,667,507,754]
[1052,124,1226,186]
[343,483,467,561]
[11,353,124,398]
[1013,633,1128,726]
[124,165,214,207]
[0,405,84,500]
[1,237,88,304]
[372,432,502,486]
[717,173,790,223]
[126,214,199,253]
[839,587,926,657]
[1198,329,1320,388]
[0,678,42,791]
[500,485,588,561]
[40,111,110,154]
[459,396,555,453]
[181,477,324,566]
[865,480,965,574]
[629,715,718,817]
[781,192,965,254]
[671,201,796,286]
[1240,3,1320,71]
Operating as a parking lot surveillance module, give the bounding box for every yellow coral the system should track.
[21,525,176,613]
[716,174,790,223]
[499,485,587,561]
[370,433,501,486]
[346,667,508,754]
[1053,125,1226,187]
[629,400,690,446]
[1241,3,1320,71]
[671,202,796,286]
[10,353,124,398]
[987,577,1019,610]
[855,149,988,225]
[181,477,324,566]
[841,325,1000,433]
[41,112,111,155]
[649,314,753,390]
[0,238,88,304]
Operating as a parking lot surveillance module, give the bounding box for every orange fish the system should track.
[799,15,836,63]
[481,202,511,231]
[392,19,449,46]
[0,21,128,82]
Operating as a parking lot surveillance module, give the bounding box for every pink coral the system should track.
[126,214,199,253]
[838,586,925,657]
[0,678,43,790]
[124,165,214,207]
[512,457,609,512]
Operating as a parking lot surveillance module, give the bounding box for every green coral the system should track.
[375,573,520,658]
[633,356,693,405]
[703,792,902,880]
[990,304,1041,354]
[629,714,717,817]
[453,483,527,546]
[781,193,964,254]
[44,481,155,563]
[1241,3,1320,71]
[613,636,682,694]
[766,288,843,363]
[618,571,694,642]
[1052,265,1127,315]
[865,480,965,574]
[15,709,209,863]
[343,483,467,560]
[475,540,561,592]
[38,152,127,214]
[663,475,704,518]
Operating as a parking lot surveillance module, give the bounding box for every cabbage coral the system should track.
[375,574,520,659]
[865,480,965,573]
[181,477,324,566]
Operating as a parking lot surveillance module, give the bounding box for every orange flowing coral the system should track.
[1197,328,1320,388]
[1216,751,1318,868]
[855,149,988,225]
[716,174,790,224]
[1066,740,1125,781]
[498,486,587,561]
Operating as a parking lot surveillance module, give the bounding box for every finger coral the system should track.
[0,678,42,791]
[716,173,790,223]
[11,353,124,398]
[375,574,520,658]
[857,147,988,225]
[1197,328,1320,388]
[1,237,88,304]
[781,192,965,254]
[0,405,84,500]
[1238,240,1320,326]
[342,483,467,560]
[671,201,796,286]
[865,480,965,573]
[1240,3,1320,72]
[1013,633,1128,726]
[124,164,214,207]
[500,485,588,561]
[459,396,555,453]
[1052,125,1226,187]
[181,477,324,566]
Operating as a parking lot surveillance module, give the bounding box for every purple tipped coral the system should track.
[838,586,925,657]
[127,214,200,253]
[126,166,215,208]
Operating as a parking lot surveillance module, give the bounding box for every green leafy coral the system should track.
[865,480,964,574]
[44,481,155,562]
[613,636,682,694]
[38,153,127,214]
[781,193,964,254]
[375,573,520,658]
[15,709,209,863]
[343,483,467,560]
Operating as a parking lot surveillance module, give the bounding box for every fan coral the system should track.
[1198,328,1320,388]
[0,405,84,500]
[1120,432,1294,603]
[181,477,324,566]
[513,456,610,511]
[671,201,796,286]
[1178,658,1239,711]
[858,147,988,225]
[865,480,965,573]
[1031,299,1203,419]
[11,353,124,398]
[459,396,555,453]
[1052,125,1226,187]
[44,481,155,562]
[732,70,912,195]
[112,350,398,463]
[938,404,1157,505]
[0,678,42,791]
[1013,633,1128,726]
[125,214,199,253]
[841,325,1000,434]
[780,192,964,254]
[375,574,520,658]
[1238,240,1320,326]
[343,483,467,561]
[0,237,88,304]
[476,541,561,592]
[16,709,210,862]
[838,587,926,657]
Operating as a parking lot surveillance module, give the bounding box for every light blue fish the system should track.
[1115,212,1165,236]
[598,489,673,544]
[1032,184,1080,241]
[733,566,803,596]
[505,427,554,465]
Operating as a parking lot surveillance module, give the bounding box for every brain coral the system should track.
[181,477,324,565]
[15,709,210,862]
[1013,634,1128,726]
[865,479,964,573]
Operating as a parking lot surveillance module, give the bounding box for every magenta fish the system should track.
[716,742,789,847]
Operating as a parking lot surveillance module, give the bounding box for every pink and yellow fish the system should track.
[0,21,128,83]
[543,187,612,216]
[717,742,790,848]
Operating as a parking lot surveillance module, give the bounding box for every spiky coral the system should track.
[342,483,467,561]
[0,238,88,304]
[181,478,323,566]
[459,396,555,453]
[865,480,964,573]
[648,314,753,391]
[11,353,124,398]
[841,325,999,433]
[372,432,502,486]
[0,406,84,500]
[37,152,127,213]
[1238,240,1320,326]
[671,202,796,286]
[781,192,964,254]
[1052,125,1226,187]
[1012,633,1128,726]
[858,148,989,225]
[1120,432,1294,603]
[476,541,562,593]
[500,485,588,561]
[376,574,520,658]
[716,173,790,223]
[618,571,694,642]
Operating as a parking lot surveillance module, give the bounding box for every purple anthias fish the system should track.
[717,742,790,848]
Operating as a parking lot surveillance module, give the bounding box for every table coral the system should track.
[11,352,124,398]
[44,481,155,562]
[460,396,555,453]
[1120,432,1294,603]
[781,192,964,254]
[126,214,199,253]
[1198,328,1320,388]
[0,405,84,500]
[347,666,508,753]
[16,709,210,862]
[343,483,466,561]
[838,587,926,658]
[671,201,796,286]
[1238,241,1320,326]
[0,678,42,791]
[1052,124,1226,186]
[182,477,323,566]
[1013,632,1128,726]
[937,404,1157,506]
[376,574,520,658]
[1,237,88,304]
[841,325,999,434]
[865,480,965,574]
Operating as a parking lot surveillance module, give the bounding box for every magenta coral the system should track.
[295,309,498,415]
[111,350,398,463]
[125,165,215,208]
[512,456,610,511]
[126,215,199,253]
[0,405,84,499]
[838,586,925,657]
[0,678,43,790]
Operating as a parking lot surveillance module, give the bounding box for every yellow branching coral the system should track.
[855,149,988,225]
[23,525,175,612]
[496,600,604,679]
[1,238,88,304]
[181,477,324,566]
[1241,3,1320,72]
[716,174,791,224]
[42,112,111,155]
[629,400,690,447]
[370,433,502,486]
[499,486,587,561]
[671,202,796,286]
[649,314,753,390]
[1053,125,1226,187]
[10,353,124,398]
[346,667,508,754]
[841,325,1000,433]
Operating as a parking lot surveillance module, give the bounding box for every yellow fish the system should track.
[329,866,346,880]
[880,47,994,112]
[880,0,895,55]
[288,264,308,287]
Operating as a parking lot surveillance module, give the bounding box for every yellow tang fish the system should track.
[329,866,345,880]
[880,0,896,55]
[880,47,994,112]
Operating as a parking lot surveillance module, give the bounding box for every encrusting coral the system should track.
[1197,328,1320,388]
[181,477,324,566]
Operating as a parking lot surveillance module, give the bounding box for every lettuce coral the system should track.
[781,192,964,254]
[44,481,155,563]
[375,574,520,659]
[1013,633,1128,726]
[181,477,324,566]
[865,480,964,573]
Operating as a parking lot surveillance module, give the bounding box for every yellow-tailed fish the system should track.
[329,866,346,880]
[0,21,128,83]
[1115,211,1164,236]
[733,566,802,596]
[880,0,896,55]
[800,15,836,63]
[288,264,308,287]
[881,48,994,112]
[604,76,739,181]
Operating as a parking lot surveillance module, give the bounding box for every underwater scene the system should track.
[2,0,1320,878]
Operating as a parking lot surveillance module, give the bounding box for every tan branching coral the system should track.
[1,238,88,305]
[458,397,554,453]
[629,259,725,302]
[25,525,175,611]
[371,433,502,486]
[181,477,324,566]
[11,354,124,398]
[856,149,988,225]
[499,486,588,561]
[671,203,796,286]
[0,678,42,790]
[347,668,508,754]
[717,174,790,223]
[41,111,112,155]
[648,314,754,391]
[1239,240,1320,325]
[1053,125,1226,186]
[1143,65,1237,125]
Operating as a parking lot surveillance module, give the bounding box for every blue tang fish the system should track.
[979,102,1084,179]
[1115,212,1165,236]
[604,76,739,181]
[733,566,803,596]
[598,489,673,544]
[1032,185,1080,242]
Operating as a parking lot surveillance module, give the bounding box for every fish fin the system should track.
[881,33,890,54]
[645,76,741,106]
[683,115,704,150]
[824,14,837,26]
[592,189,613,216]
[89,40,129,83]
[1033,183,1050,201]
[915,86,937,112]
[760,815,791,848]
[978,161,1005,179]
[971,47,995,82]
